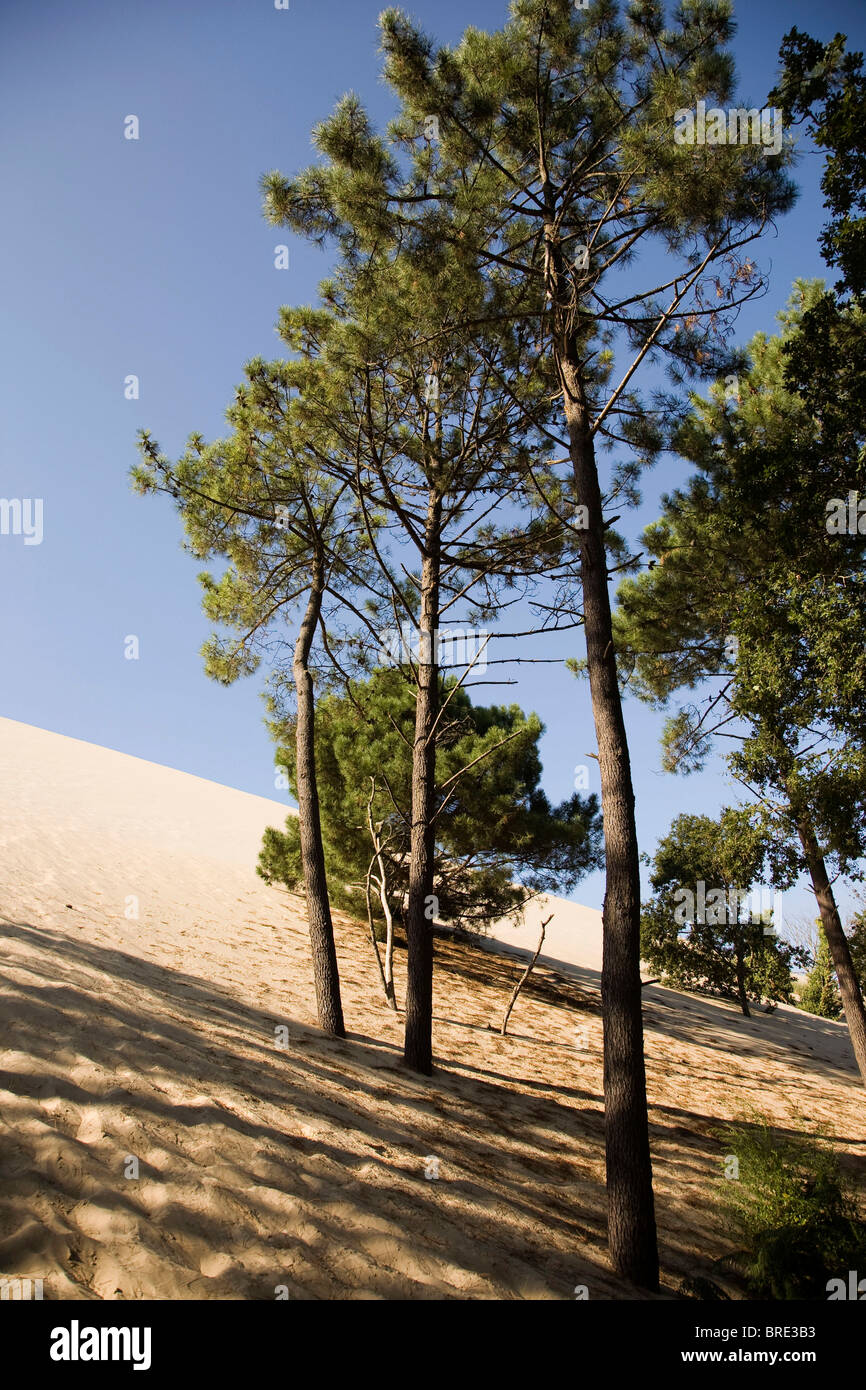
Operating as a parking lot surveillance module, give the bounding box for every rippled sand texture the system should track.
[0,717,862,1300]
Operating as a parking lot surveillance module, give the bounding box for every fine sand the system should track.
[0,716,862,1299]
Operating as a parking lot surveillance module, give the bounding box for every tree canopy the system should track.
[641,810,807,1015]
[259,666,604,935]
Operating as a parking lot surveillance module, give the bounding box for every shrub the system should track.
[715,1112,866,1299]
[798,927,842,1018]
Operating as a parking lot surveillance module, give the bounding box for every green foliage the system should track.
[263,0,796,567]
[796,909,866,1015]
[848,911,866,993]
[798,927,842,1019]
[258,667,604,930]
[771,28,866,299]
[641,812,806,1010]
[614,284,866,888]
[133,349,377,691]
[716,1113,866,1299]
[259,820,304,894]
[677,1275,730,1302]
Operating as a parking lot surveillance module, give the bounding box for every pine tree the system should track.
[771,26,866,298]
[261,0,795,1290]
[132,351,378,1038]
[258,667,604,1006]
[265,111,576,1077]
[613,285,866,1088]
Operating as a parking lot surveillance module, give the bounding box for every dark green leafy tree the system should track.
[847,910,866,994]
[261,0,796,1288]
[641,811,806,1016]
[770,27,866,526]
[771,27,866,298]
[798,926,842,1019]
[259,667,604,1007]
[614,285,866,1088]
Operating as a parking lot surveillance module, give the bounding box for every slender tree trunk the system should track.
[539,171,657,1285]
[293,568,345,1037]
[734,939,751,1017]
[559,351,659,1290]
[501,915,551,1036]
[795,812,866,1088]
[364,857,393,1008]
[366,781,398,1010]
[378,879,397,1010]
[403,492,441,1074]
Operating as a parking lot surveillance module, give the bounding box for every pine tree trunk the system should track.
[795,812,866,1088]
[403,493,441,1074]
[560,357,659,1291]
[293,569,345,1038]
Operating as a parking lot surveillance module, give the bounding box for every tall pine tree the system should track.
[614,286,866,1088]
[260,0,796,1286]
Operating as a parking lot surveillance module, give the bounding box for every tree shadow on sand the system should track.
[0,916,623,1300]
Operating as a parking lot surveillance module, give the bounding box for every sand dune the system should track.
[0,716,862,1299]
[486,892,605,973]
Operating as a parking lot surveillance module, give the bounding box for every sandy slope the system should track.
[488,892,605,972]
[0,716,863,1300]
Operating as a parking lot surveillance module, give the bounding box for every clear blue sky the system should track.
[2,0,864,924]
